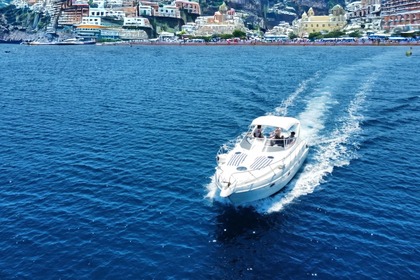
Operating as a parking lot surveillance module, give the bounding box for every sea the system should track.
[0,44,419,279]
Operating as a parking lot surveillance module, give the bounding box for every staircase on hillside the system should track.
[46,0,65,34]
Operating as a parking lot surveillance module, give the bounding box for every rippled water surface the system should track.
[1,44,419,279]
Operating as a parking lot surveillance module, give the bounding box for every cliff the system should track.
[0,0,347,41]
[0,4,51,42]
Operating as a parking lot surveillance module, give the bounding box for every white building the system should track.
[89,8,125,19]
[123,17,152,28]
[81,16,102,26]
[265,21,293,36]
[180,22,197,35]
[157,5,180,18]
[139,4,153,16]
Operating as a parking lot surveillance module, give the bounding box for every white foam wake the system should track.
[205,71,375,211]
[272,72,320,116]
[205,73,321,203]
[204,175,228,204]
[258,76,375,213]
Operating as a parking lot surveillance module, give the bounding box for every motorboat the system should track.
[215,116,309,204]
[55,38,96,45]
[25,38,96,46]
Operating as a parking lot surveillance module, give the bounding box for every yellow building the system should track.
[294,5,347,37]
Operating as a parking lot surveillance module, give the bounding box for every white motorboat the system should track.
[215,116,309,204]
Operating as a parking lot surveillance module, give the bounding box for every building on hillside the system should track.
[80,16,102,26]
[174,0,201,15]
[75,16,105,38]
[192,2,245,36]
[105,0,123,7]
[381,0,420,32]
[345,0,382,32]
[139,1,159,16]
[89,7,126,19]
[58,2,89,26]
[265,21,293,36]
[138,3,154,16]
[58,0,135,27]
[347,0,381,19]
[157,4,180,18]
[123,17,152,28]
[293,5,347,37]
[180,22,197,35]
[138,1,181,18]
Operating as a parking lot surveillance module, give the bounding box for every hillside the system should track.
[202,0,346,29]
[0,0,347,41]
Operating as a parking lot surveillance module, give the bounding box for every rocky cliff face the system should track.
[0,4,51,42]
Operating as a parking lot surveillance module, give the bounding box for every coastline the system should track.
[95,40,420,47]
[2,39,419,47]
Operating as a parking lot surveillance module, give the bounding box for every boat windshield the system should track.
[239,125,298,151]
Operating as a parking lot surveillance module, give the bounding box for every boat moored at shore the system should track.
[24,38,96,46]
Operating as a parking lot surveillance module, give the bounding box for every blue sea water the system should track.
[0,44,419,279]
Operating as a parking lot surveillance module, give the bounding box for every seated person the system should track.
[270,127,284,146]
[285,131,296,145]
[253,125,263,138]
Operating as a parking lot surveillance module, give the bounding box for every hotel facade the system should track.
[381,0,420,31]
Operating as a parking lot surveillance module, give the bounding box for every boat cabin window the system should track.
[240,124,298,151]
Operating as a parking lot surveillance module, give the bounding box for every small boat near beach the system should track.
[55,38,96,45]
[215,116,309,204]
[25,38,96,46]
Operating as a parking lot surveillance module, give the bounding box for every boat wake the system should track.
[206,65,377,213]
[257,74,376,213]
[205,73,320,204]
[273,71,321,117]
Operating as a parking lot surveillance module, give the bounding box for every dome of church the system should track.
[331,5,344,16]
[219,2,228,13]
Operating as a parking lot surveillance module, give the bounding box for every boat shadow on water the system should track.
[211,169,306,243]
[212,185,298,244]
[213,205,278,243]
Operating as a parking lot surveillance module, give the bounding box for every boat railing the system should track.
[216,135,244,163]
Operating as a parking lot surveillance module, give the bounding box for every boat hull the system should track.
[220,145,309,204]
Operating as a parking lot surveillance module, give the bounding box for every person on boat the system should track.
[285,131,296,145]
[253,125,263,138]
[270,127,284,146]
